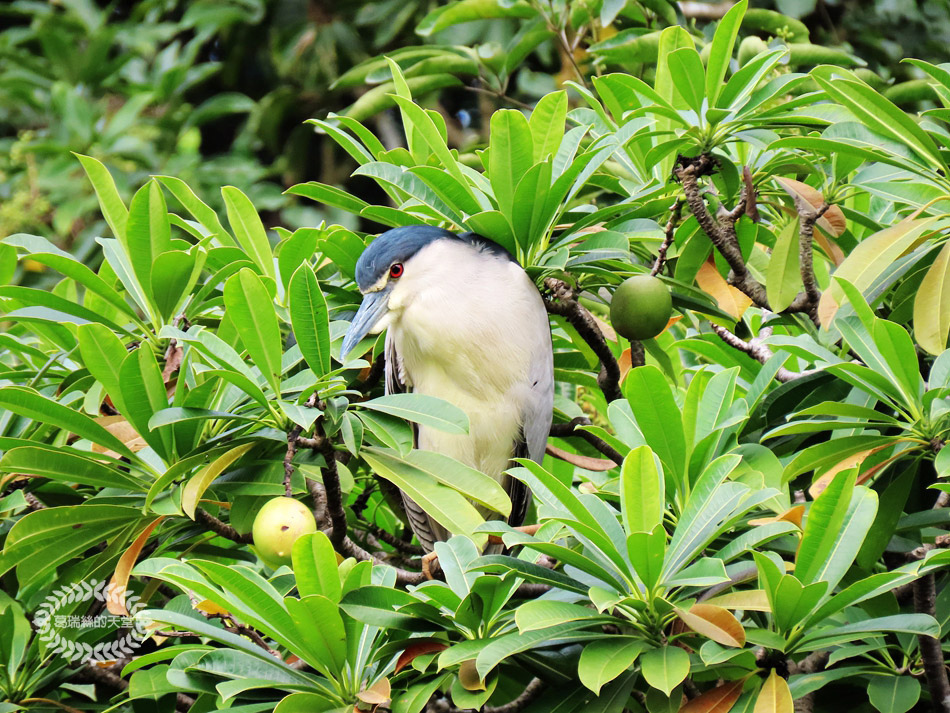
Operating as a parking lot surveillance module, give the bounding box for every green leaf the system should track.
[77,322,129,416]
[390,96,479,213]
[488,109,534,223]
[223,268,283,394]
[120,346,173,461]
[286,181,370,216]
[529,90,568,162]
[292,532,342,603]
[799,614,939,649]
[474,621,595,679]
[360,447,494,538]
[578,638,646,695]
[623,365,686,485]
[812,71,945,172]
[284,594,347,676]
[156,175,234,245]
[0,446,146,491]
[152,249,204,323]
[181,442,257,519]
[223,186,274,280]
[127,180,171,304]
[705,0,747,106]
[288,264,331,377]
[868,676,920,713]
[796,469,858,586]
[766,220,802,312]
[639,645,690,696]
[0,385,138,460]
[914,240,950,355]
[667,47,706,114]
[620,445,664,534]
[75,153,128,243]
[515,600,606,633]
[360,393,469,434]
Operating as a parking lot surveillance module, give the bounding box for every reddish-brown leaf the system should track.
[679,679,746,713]
[394,641,448,673]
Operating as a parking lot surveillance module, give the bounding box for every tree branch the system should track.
[710,324,820,383]
[544,278,622,402]
[195,508,252,544]
[913,573,950,713]
[549,418,624,465]
[650,199,683,277]
[283,425,302,498]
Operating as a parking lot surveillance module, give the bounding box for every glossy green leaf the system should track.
[223,186,274,280]
[488,109,533,221]
[181,442,256,519]
[640,645,690,696]
[868,676,920,713]
[705,0,747,106]
[578,638,645,695]
[766,220,801,312]
[667,47,706,114]
[75,153,128,243]
[914,240,950,355]
[360,393,469,434]
[529,90,568,162]
[288,264,331,377]
[620,445,664,534]
[223,268,283,394]
[0,385,137,460]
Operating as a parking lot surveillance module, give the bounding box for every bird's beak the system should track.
[341,289,390,361]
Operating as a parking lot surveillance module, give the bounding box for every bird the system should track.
[340,225,554,552]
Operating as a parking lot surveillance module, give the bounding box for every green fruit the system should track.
[738,36,769,67]
[252,496,317,568]
[610,275,673,341]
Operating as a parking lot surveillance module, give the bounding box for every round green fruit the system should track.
[609,275,673,341]
[252,496,317,568]
[738,35,769,67]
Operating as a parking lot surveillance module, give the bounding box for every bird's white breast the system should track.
[386,240,550,477]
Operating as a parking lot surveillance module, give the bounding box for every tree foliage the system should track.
[1,2,949,713]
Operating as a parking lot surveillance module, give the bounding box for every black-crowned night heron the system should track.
[340,226,554,552]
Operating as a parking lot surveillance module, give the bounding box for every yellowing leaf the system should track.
[195,599,230,617]
[914,240,950,355]
[674,603,746,647]
[696,261,752,320]
[679,679,745,713]
[808,444,891,498]
[703,590,772,612]
[822,216,937,326]
[753,670,793,713]
[181,442,256,519]
[107,516,164,615]
[749,505,805,529]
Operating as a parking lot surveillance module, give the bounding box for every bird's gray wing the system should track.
[506,335,554,527]
[384,333,449,551]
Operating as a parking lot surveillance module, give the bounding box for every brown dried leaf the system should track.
[356,677,391,705]
[808,444,891,498]
[394,640,448,673]
[107,516,164,616]
[678,678,746,713]
[674,603,746,647]
[92,416,148,458]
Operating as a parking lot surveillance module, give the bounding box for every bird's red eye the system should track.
[389,263,404,278]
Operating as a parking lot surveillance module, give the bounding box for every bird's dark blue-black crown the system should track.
[354,225,514,290]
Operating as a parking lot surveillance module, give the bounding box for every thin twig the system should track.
[549,418,624,466]
[544,278,622,402]
[195,508,252,544]
[710,324,820,383]
[338,536,427,585]
[650,199,683,277]
[311,427,348,548]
